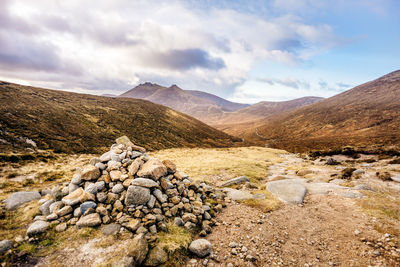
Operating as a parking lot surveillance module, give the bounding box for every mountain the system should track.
[119,83,249,123]
[246,70,400,152]
[0,81,240,154]
[101,94,117,97]
[210,96,323,127]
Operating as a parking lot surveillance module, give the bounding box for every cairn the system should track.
[28,136,225,242]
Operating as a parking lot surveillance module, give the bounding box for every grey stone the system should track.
[391,175,400,183]
[74,207,81,217]
[68,183,79,194]
[0,240,13,254]
[101,223,121,235]
[5,191,41,210]
[40,199,55,216]
[80,201,97,214]
[76,213,101,228]
[56,222,67,232]
[62,187,84,206]
[153,189,167,203]
[81,165,100,181]
[224,188,254,201]
[127,233,148,265]
[96,192,107,203]
[56,205,73,216]
[95,162,106,170]
[49,201,64,213]
[95,181,105,192]
[147,195,156,208]
[85,183,98,195]
[131,178,159,188]
[34,215,47,221]
[174,217,184,226]
[112,184,124,194]
[46,213,58,221]
[144,245,168,266]
[353,184,372,190]
[266,179,307,204]
[100,151,113,162]
[27,220,49,236]
[71,173,82,185]
[221,176,250,187]
[136,158,167,180]
[125,186,151,206]
[189,239,212,258]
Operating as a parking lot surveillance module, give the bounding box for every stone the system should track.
[71,173,82,185]
[46,213,58,221]
[123,178,133,188]
[266,179,307,204]
[80,201,97,214]
[40,199,55,216]
[62,188,84,206]
[131,178,159,188]
[144,245,168,266]
[391,175,400,183]
[101,223,121,235]
[127,233,148,265]
[110,170,122,181]
[221,176,250,187]
[76,213,102,228]
[95,162,106,170]
[296,169,313,176]
[189,239,212,258]
[74,207,81,217]
[0,240,13,254]
[79,191,96,203]
[85,183,98,195]
[147,195,156,208]
[153,189,167,203]
[128,158,142,177]
[116,135,131,145]
[56,222,67,232]
[27,220,49,236]
[124,218,141,232]
[162,160,176,173]
[97,192,107,203]
[125,186,151,206]
[81,165,100,181]
[174,217,184,226]
[69,183,79,194]
[224,188,254,201]
[112,184,125,194]
[95,181,105,191]
[137,158,167,180]
[56,205,73,216]
[100,151,113,162]
[5,191,41,210]
[182,213,197,223]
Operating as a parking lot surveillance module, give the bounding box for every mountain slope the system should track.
[119,83,248,123]
[248,70,400,152]
[211,96,323,127]
[0,81,240,153]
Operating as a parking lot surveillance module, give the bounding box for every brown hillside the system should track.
[119,83,248,123]
[0,81,240,154]
[246,70,400,152]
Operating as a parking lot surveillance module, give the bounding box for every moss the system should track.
[17,243,37,254]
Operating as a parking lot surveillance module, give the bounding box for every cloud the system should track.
[258,77,310,89]
[0,0,341,99]
[142,48,225,71]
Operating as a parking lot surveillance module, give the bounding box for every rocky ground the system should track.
[1,147,400,266]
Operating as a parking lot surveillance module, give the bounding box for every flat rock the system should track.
[223,188,254,201]
[221,176,250,187]
[5,191,41,210]
[266,179,307,204]
[131,178,159,188]
[137,158,167,180]
[76,213,101,228]
[335,190,364,199]
[62,187,84,206]
[125,186,151,206]
[27,220,49,236]
[304,183,346,195]
[189,239,212,258]
[101,223,121,235]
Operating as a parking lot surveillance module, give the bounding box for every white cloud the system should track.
[0,0,340,98]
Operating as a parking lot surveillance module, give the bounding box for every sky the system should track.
[0,0,399,103]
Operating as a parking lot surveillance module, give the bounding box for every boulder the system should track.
[80,201,97,214]
[76,213,102,228]
[144,245,168,266]
[27,220,49,236]
[5,191,41,210]
[221,176,250,187]
[125,186,151,206]
[189,239,212,257]
[137,159,167,180]
[266,179,307,204]
[162,160,176,173]
[101,223,121,235]
[40,199,55,216]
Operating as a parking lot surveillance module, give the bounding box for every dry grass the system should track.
[151,146,287,183]
[339,181,355,187]
[238,190,281,213]
[358,191,400,236]
[158,222,192,252]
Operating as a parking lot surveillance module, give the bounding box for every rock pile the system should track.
[29,136,225,241]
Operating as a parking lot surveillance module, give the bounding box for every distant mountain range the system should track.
[243,70,400,152]
[0,81,239,153]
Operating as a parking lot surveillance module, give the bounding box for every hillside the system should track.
[211,96,323,127]
[119,83,248,123]
[247,70,400,152]
[0,81,240,154]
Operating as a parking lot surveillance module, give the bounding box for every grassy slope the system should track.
[242,70,400,152]
[0,81,240,153]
